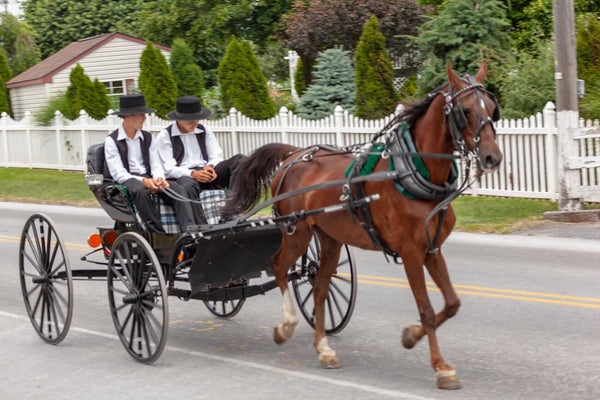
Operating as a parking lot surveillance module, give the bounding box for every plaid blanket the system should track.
[152,189,226,234]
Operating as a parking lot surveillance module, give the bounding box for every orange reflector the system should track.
[103,230,118,247]
[177,251,184,263]
[87,234,102,248]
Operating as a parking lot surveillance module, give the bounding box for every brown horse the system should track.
[224,60,502,390]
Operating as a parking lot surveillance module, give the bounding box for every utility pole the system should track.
[552,0,581,210]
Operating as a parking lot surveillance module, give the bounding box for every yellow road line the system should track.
[351,273,600,304]
[3,236,600,308]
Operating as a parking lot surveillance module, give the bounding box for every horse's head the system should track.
[444,60,503,173]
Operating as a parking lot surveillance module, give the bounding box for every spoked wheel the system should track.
[291,234,357,334]
[19,213,73,344]
[203,295,245,319]
[107,232,168,363]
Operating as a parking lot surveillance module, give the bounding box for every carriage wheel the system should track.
[291,235,357,334]
[203,297,245,319]
[19,213,73,344]
[107,232,168,363]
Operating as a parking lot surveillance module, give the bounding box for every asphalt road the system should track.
[1,202,599,400]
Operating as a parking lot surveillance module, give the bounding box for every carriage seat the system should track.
[85,143,225,233]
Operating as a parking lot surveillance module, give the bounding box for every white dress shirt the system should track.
[155,122,224,179]
[104,125,165,184]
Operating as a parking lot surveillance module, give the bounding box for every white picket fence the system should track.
[1,104,599,201]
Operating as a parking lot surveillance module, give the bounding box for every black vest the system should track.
[108,129,153,178]
[166,124,208,166]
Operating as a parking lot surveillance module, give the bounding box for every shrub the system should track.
[296,48,356,119]
[170,38,204,99]
[354,16,397,119]
[139,41,177,118]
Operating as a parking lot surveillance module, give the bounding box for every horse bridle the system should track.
[438,75,500,157]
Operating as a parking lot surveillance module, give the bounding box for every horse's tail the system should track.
[223,143,299,215]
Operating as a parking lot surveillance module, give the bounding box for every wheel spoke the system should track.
[22,240,43,274]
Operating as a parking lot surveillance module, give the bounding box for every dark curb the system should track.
[543,209,600,223]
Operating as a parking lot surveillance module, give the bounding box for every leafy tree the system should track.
[65,64,96,119]
[296,48,356,119]
[139,41,177,119]
[411,0,511,95]
[136,0,293,73]
[354,16,397,119]
[294,57,306,97]
[0,12,40,76]
[22,0,146,58]
[498,41,555,119]
[170,38,204,99]
[281,0,427,85]
[218,38,275,120]
[577,14,600,119]
[0,48,10,115]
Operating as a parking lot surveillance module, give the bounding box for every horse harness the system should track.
[270,75,499,262]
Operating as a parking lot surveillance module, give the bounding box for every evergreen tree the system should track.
[296,48,356,119]
[355,16,397,119]
[169,38,204,99]
[0,49,10,115]
[139,41,177,118]
[294,57,306,97]
[411,0,511,94]
[218,38,275,120]
[65,64,95,119]
[89,78,111,120]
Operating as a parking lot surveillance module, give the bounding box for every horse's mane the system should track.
[378,83,446,139]
[400,83,446,126]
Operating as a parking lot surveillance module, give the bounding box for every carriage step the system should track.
[173,271,301,301]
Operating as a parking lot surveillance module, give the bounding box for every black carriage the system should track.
[18,144,360,363]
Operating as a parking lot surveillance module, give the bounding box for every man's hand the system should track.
[191,166,217,183]
[155,177,170,190]
[142,178,160,194]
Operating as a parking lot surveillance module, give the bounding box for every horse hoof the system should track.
[402,325,419,349]
[273,327,286,344]
[436,371,461,390]
[319,355,341,369]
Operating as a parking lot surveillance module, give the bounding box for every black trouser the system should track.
[174,154,246,225]
[122,178,165,233]
[123,178,196,233]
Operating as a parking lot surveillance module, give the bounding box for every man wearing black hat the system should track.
[104,94,196,233]
[155,96,245,224]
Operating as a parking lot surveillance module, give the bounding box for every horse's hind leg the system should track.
[403,250,461,390]
[312,230,342,369]
[272,227,312,345]
[402,251,461,350]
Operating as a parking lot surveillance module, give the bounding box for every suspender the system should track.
[108,129,152,177]
[166,124,209,166]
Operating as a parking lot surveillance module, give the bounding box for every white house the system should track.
[5,32,171,119]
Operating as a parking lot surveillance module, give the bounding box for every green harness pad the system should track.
[344,123,458,200]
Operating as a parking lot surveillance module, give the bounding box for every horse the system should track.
[223,60,502,390]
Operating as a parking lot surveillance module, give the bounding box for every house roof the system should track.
[6,32,170,89]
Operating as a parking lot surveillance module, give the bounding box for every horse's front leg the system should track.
[403,250,461,390]
[312,232,342,368]
[402,251,461,349]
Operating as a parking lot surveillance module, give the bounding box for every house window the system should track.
[102,80,125,96]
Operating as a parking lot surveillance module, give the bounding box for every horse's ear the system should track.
[446,60,461,88]
[475,59,488,84]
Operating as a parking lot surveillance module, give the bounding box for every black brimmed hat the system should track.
[111,94,156,116]
[166,96,212,120]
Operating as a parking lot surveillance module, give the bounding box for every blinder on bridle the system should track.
[439,75,500,156]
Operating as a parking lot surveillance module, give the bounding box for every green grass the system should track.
[0,167,97,207]
[451,196,558,233]
[0,167,572,233]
